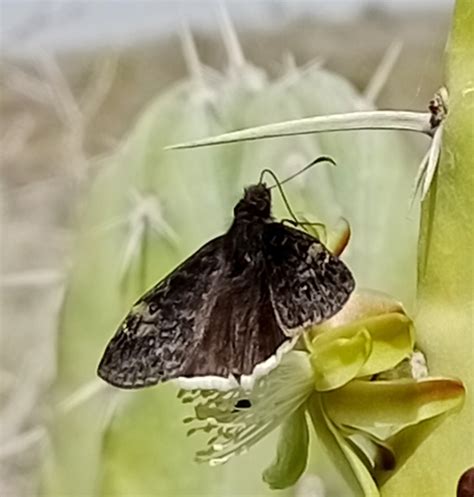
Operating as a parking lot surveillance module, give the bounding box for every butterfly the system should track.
[97,162,355,390]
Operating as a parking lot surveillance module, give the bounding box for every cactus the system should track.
[382,1,474,495]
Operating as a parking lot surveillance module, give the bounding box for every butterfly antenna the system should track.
[259,168,299,225]
[259,156,336,225]
[278,155,336,188]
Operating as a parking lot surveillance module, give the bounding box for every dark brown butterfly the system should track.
[97,162,355,390]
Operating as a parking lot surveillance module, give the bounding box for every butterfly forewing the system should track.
[263,223,355,334]
[97,236,226,388]
[97,231,288,387]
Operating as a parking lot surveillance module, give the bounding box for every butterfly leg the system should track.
[281,218,327,242]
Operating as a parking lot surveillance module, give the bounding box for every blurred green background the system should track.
[0,2,451,496]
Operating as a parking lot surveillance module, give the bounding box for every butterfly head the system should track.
[234,183,272,221]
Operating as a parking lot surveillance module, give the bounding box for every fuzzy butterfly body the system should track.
[97,183,355,389]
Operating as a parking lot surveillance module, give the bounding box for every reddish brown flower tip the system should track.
[457,467,474,497]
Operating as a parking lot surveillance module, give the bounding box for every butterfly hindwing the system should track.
[180,257,287,378]
[263,222,355,334]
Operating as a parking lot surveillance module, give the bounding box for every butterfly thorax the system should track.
[226,184,272,276]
